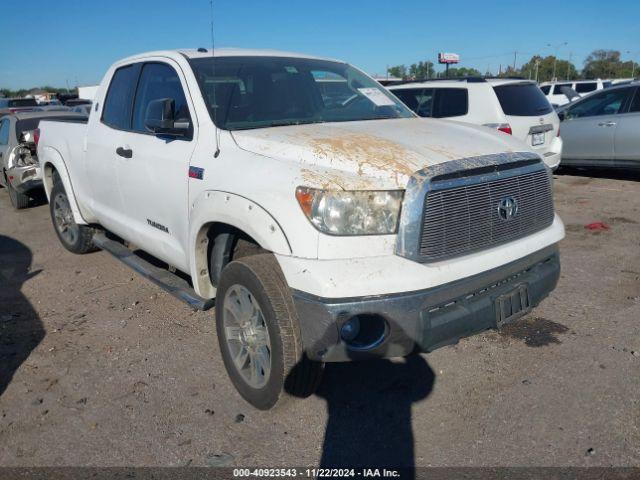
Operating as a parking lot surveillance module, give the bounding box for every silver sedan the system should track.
[558,83,640,170]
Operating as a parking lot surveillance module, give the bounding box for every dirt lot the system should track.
[0,170,639,469]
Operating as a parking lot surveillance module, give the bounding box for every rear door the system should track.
[614,87,640,165]
[85,63,140,229]
[560,87,634,163]
[492,82,558,156]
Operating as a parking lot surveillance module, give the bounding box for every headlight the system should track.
[295,186,404,236]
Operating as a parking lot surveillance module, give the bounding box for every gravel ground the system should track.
[0,169,639,468]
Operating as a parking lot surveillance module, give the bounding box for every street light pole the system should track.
[547,42,568,81]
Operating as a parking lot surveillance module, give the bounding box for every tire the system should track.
[215,253,323,410]
[49,179,98,254]
[7,181,30,209]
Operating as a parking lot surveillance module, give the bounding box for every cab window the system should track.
[102,65,139,130]
[131,63,192,136]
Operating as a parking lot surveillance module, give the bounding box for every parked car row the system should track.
[386,77,639,172]
[389,78,563,170]
[0,110,88,208]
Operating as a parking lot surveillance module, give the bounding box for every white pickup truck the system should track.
[38,49,565,409]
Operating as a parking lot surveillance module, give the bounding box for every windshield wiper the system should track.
[266,119,324,128]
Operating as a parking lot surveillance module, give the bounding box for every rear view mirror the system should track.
[144,98,191,137]
[557,111,565,121]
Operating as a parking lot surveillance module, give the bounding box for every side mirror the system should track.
[557,111,565,122]
[144,98,191,137]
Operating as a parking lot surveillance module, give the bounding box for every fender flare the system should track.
[40,146,88,225]
[189,191,292,298]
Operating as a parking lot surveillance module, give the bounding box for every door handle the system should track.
[597,121,616,127]
[116,146,133,158]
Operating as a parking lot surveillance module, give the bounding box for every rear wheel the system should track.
[6,175,30,209]
[216,253,323,410]
[49,179,97,254]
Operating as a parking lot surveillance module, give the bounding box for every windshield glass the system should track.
[189,56,414,130]
[493,83,553,116]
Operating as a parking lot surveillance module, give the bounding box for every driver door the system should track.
[114,60,197,271]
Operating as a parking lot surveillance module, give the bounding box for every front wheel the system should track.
[49,180,97,254]
[216,253,323,410]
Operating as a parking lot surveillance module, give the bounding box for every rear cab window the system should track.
[493,83,552,116]
[101,64,140,130]
[540,85,551,95]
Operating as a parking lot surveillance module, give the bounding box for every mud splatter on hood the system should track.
[232,117,529,189]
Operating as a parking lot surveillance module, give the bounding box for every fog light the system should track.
[340,317,360,342]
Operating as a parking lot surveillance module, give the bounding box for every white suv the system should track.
[389,78,562,170]
[539,79,612,107]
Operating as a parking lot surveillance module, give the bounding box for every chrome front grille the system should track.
[419,169,554,261]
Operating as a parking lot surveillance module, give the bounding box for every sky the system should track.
[1,0,639,89]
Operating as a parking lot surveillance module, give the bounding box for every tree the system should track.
[446,67,482,77]
[583,50,627,79]
[408,61,435,80]
[519,55,578,82]
[387,65,407,79]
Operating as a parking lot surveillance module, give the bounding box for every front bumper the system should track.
[293,245,560,362]
[8,165,42,194]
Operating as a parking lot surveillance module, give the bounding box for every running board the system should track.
[93,232,215,311]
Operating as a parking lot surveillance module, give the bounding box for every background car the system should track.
[540,79,611,106]
[389,78,562,169]
[0,97,39,116]
[557,82,639,170]
[0,110,87,208]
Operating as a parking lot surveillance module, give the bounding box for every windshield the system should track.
[493,83,552,116]
[189,56,414,130]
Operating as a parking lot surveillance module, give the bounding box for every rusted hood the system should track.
[231,117,528,189]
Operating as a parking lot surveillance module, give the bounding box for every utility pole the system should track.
[566,52,572,80]
[513,51,517,71]
[535,60,540,83]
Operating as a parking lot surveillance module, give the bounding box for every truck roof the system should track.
[115,48,341,65]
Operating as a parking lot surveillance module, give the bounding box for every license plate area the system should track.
[532,132,545,146]
[495,284,531,328]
